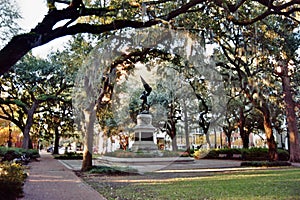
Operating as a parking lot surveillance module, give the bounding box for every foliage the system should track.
[88,165,138,175]
[0,0,21,47]
[193,149,210,159]
[104,150,188,158]
[240,161,291,167]
[53,152,83,160]
[0,162,27,200]
[242,148,290,161]
[0,120,21,147]
[0,53,75,149]
[0,147,40,160]
[203,148,289,161]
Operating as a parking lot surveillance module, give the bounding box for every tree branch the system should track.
[0,0,299,74]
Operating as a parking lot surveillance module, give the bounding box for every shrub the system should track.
[0,147,40,161]
[105,150,137,158]
[0,162,27,200]
[1,150,20,161]
[104,150,188,158]
[53,152,83,160]
[242,148,268,160]
[241,161,291,167]
[194,149,210,159]
[277,149,289,161]
[162,150,186,157]
[203,147,289,161]
[88,165,138,175]
[204,149,219,159]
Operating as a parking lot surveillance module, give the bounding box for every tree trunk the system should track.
[227,135,231,148]
[245,87,278,160]
[224,129,232,148]
[172,135,178,151]
[200,120,210,148]
[242,134,250,149]
[205,132,211,149]
[81,105,96,171]
[281,66,300,162]
[261,106,278,161]
[53,126,60,154]
[238,107,250,148]
[182,100,190,153]
[22,101,39,149]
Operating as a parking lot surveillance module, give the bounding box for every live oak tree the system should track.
[271,18,300,162]
[204,4,299,160]
[152,68,185,151]
[214,25,280,160]
[0,54,73,149]
[221,96,240,149]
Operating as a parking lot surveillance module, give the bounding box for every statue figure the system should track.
[140,76,152,113]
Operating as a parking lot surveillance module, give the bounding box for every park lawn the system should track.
[86,168,300,200]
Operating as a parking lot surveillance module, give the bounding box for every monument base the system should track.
[131,113,158,153]
[131,141,159,152]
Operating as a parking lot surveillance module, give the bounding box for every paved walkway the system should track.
[59,156,244,173]
[19,152,106,200]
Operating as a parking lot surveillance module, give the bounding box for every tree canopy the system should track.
[0,0,300,74]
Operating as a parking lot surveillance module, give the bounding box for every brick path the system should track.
[19,152,106,200]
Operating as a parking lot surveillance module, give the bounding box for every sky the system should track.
[16,0,70,58]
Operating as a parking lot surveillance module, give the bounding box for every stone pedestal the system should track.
[131,114,158,152]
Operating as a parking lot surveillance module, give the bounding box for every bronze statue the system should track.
[140,76,152,113]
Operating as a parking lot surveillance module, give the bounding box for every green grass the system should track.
[86,168,300,200]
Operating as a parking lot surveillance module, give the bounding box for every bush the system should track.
[0,162,27,200]
[241,161,291,167]
[203,148,289,161]
[194,149,210,159]
[1,150,20,161]
[53,152,83,160]
[162,150,188,157]
[104,150,189,158]
[278,149,290,161]
[204,149,219,159]
[88,165,138,175]
[203,148,240,159]
[0,147,40,161]
[105,150,138,158]
[242,148,268,160]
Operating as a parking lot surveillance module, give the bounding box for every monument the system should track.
[100,76,194,172]
[131,76,158,152]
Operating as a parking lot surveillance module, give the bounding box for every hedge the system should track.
[202,147,289,161]
[0,147,40,161]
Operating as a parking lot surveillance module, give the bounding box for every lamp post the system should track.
[7,123,12,147]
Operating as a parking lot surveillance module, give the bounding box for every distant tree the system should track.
[221,97,240,148]
[0,0,21,48]
[209,9,290,160]
[0,54,73,149]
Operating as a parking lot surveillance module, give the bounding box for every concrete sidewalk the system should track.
[19,152,106,200]
[60,156,244,174]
